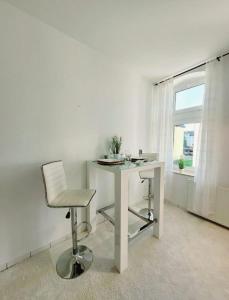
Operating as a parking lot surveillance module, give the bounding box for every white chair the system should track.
[139,153,159,220]
[41,160,96,279]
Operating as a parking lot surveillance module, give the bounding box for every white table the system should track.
[86,160,165,273]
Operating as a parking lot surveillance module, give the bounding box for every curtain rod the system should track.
[153,51,229,86]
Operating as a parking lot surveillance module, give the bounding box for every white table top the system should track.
[88,160,164,174]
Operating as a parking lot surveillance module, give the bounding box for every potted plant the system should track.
[111,136,122,158]
[178,156,185,170]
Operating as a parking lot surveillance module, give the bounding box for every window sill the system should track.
[173,169,194,177]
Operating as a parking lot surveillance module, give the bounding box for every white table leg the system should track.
[114,172,128,273]
[86,163,97,233]
[153,165,164,238]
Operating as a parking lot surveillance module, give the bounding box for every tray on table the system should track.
[97,159,125,166]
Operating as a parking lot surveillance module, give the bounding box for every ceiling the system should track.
[4,0,229,81]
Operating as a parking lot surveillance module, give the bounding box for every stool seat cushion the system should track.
[139,170,154,179]
[50,189,96,208]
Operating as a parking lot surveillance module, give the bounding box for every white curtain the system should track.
[193,60,224,217]
[152,79,174,197]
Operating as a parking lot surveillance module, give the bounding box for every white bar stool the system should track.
[41,160,96,279]
[139,153,159,220]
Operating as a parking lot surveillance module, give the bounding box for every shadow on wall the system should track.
[0,162,69,265]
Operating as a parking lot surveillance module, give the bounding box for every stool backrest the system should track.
[41,161,67,206]
[141,153,159,162]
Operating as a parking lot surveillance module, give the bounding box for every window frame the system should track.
[173,122,200,172]
[174,83,204,113]
[173,70,205,173]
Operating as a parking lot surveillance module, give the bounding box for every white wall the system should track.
[0,2,152,266]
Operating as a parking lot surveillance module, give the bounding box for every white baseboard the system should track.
[0,263,7,272]
[0,213,107,273]
[6,252,31,269]
[0,233,71,273]
[30,243,51,257]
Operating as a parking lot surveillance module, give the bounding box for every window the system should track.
[173,123,200,168]
[175,84,205,111]
[173,73,205,172]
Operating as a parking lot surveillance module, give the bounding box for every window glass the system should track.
[175,84,205,110]
[173,123,200,169]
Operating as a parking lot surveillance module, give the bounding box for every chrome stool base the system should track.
[56,245,93,279]
[139,208,154,221]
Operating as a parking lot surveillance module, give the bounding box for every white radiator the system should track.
[187,181,229,227]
